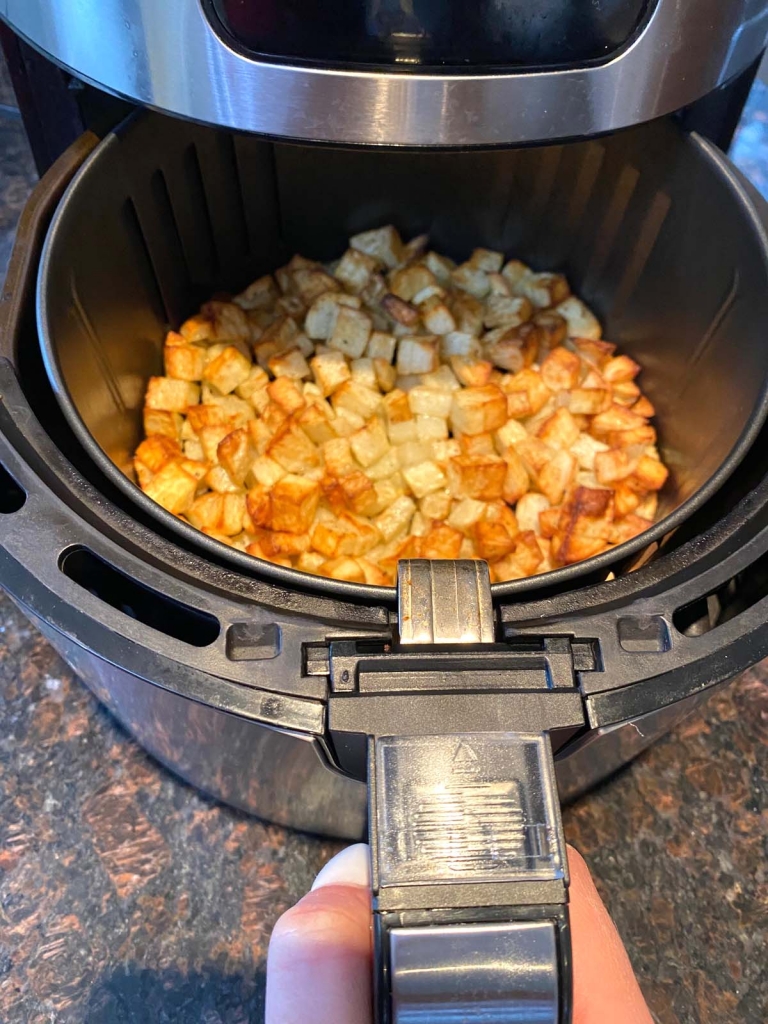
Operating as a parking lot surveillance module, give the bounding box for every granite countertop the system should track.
[0,89,767,1024]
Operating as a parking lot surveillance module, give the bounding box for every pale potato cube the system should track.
[424,251,455,286]
[403,460,447,498]
[432,439,462,464]
[298,404,336,445]
[332,381,382,420]
[494,419,529,453]
[451,294,485,336]
[421,296,456,335]
[235,365,270,408]
[145,376,200,413]
[366,448,400,480]
[249,455,286,488]
[501,259,530,289]
[553,296,602,340]
[199,425,232,464]
[397,337,439,375]
[203,346,252,395]
[270,475,321,533]
[350,417,390,468]
[422,365,462,391]
[187,492,225,531]
[331,406,366,437]
[267,377,306,416]
[335,247,379,292]
[323,437,358,478]
[413,283,446,306]
[165,343,206,382]
[513,271,570,309]
[367,331,397,362]
[207,464,242,494]
[373,473,408,514]
[182,301,251,343]
[350,357,378,391]
[447,454,506,500]
[143,461,197,515]
[374,359,398,392]
[297,551,327,575]
[329,306,372,359]
[441,331,481,359]
[390,264,437,302]
[420,489,453,520]
[374,494,416,541]
[234,274,279,311]
[396,441,435,469]
[516,493,551,535]
[269,347,311,380]
[570,434,609,471]
[183,438,205,462]
[450,385,507,436]
[305,293,342,340]
[447,496,487,533]
[484,331,525,373]
[268,424,320,473]
[395,375,424,392]
[410,511,429,537]
[143,408,182,441]
[483,296,532,329]
[350,225,404,269]
[538,449,576,505]
[408,386,453,418]
[388,419,420,445]
[311,349,352,397]
[416,415,449,442]
[502,451,530,504]
[451,262,490,299]
[292,268,340,304]
[487,272,511,296]
[538,407,581,450]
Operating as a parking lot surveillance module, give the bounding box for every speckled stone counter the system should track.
[0,93,767,1024]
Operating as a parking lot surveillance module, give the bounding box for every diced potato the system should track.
[416,415,449,442]
[487,272,511,297]
[373,474,408,515]
[420,489,453,520]
[350,225,404,269]
[357,558,393,587]
[203,346,253,395]
[591,405,647,438]
[538,408,581,450]
[367,448,400,480]
[432,439,462,463]
[553,296,602,340]
[335,247,379,292]
[322,437,358,478]
[607,425,657,448]
[451,262,490,299]
[367,331,397,362]
[199,425,232,464]
[143,408,182,441]
[143,460,198,515]
[451,294,485,336]
[218,427,257,485]
[421,523,464,559]
[511,531,545,575]
[381,293,420,327]
[350,417,390,468]
[403,460,447,498]
[450,385,507,436]
[374,359,398,392]
[249,455,286,489]
[603,355,641,383]
[332,380,382,420]
[484,296,533,330]
[541,347,581,391]
[633,396,655,419]
[424,250,455,285]
[270,475,321,533]
[635,492,659,520]
[451,356,494,388]
[422,365,462,391]
[236,365,270,409]
[397,337,439,375]
[571,338,616,367]
[319,556,366,583]
[269,347,311,380]
[448,454,506,500]
[145,376,200,412]
[469,248,504,273]
[165,343,206,382]
[538,449,576,505]
[501,259,530,288]
[627,455,669,492]
[502,369,552,416]
[513,271,570,309]
[407,385,452,418]
[184,301,251,343]
[447,496,487,533]
[475,519,516,561]
[570,433,609,471]
[569,387,612,415]
[390,264,437,303]
[305,293,343,340]
[494,419,529,453]
[328,306,372,359]
[268,424,320,473]
[311,349,352,396]
[484,331,525,373]
[297,551,329,575]
[421,296,456,335]
[350,357,378,391]
[441,331,480,359]
[396,441,435,469]
[459,433,496,457]
[375,494,417,541]
[234,274,279,311]
[207,464,242,494]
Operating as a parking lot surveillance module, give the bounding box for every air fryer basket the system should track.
[37,112,768,598]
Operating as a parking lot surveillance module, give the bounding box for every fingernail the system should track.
[311,843,371,891]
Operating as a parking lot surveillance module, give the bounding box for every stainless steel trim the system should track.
[390,920,559,1024]
[3,0,767,147]
[398,560,494,645]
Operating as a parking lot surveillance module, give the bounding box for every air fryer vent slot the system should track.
[673,547,768,637]
[59,546,220,647]
[0,463,26,514]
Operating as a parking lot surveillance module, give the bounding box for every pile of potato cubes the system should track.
[135,225,668,586]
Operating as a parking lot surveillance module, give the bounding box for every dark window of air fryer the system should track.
[209,0,651,69]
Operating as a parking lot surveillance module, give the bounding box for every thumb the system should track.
[265,844,373,1024]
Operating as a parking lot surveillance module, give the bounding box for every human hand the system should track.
[266,843,654,1024]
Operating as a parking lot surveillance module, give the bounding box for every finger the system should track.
[568,846,654,1024]
[265,844,373,1024]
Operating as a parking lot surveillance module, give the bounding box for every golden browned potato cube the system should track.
[218,426,257,485]
[606,425,657,448]
[459,432,496,457]
[297,403,336,446]
[538,449,576,505]
[143,408,182,441]
[134,435,181,481]
[474,519,516,561]
[511,530,545,575]
[612,482,642,518]
[448,454,506,501]
[357,558,392,587]
[612,381,642,407]
[632,396,655,419]
[501,451,530,505]
[322,437,358,478]
[268,425,320,474]
[198,424,232,464]
[590,405,647,438]
[268,377,306,415]
[390,264,437,303]
[484,331,525,373]
[268,347,311,380]
[419,296,456,336]
[320,557,366,583]
[145,376,201,412]
[380,293,420,328]
[628,455,669,492]
[165,343,206,382]
[374,359,398,393]
[332,380,383,420]
[421,523,463,559]
[538,407,581,450]
[311,349,352,397]
[502,368,552,415]
[450,385,507,437]
[514,271,570,309]
[450,356,494,388]
[187,492,224,531]
[335,248,379,293]
[144,460,198,515]
[451,294,485,336]
[350,225,404,269]
[350,417,390,468]
[469,248,504,273]
[203,346,252,395]
[609,514,653,545]
[248,455,286,489]
[270,475,321,533]
[292,268,340,305]
[419,489,452,520]
[568,387,612,415]
[541,347,581,391]
[603,355,641,383]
